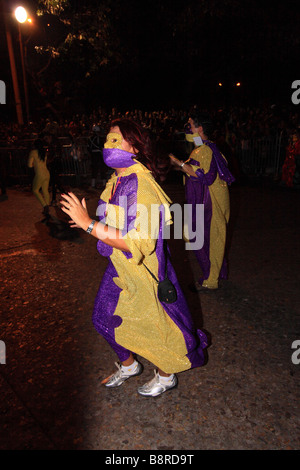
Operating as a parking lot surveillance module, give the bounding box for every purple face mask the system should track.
[102,148,136,169]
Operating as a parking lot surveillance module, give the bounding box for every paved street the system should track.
[0,178,299,450]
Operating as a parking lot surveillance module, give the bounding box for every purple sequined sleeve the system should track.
[194,157,218,186]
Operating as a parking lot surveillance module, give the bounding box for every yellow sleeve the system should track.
[122,175,170,265]
[189,145,213,174]
[122,229,156,265]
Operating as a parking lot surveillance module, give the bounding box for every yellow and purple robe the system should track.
[184,141,235,289]
[92,162,208,374]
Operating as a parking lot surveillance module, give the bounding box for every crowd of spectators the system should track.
[0,104,299,191]
[1,104,299,147]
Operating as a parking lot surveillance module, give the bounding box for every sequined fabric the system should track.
[202,140,235,185]
[92,162,208,374]
[102,148,136,168]
[185,143,231,289]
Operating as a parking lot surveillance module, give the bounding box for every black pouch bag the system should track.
[143,240,177,304]
[157,278,177,303]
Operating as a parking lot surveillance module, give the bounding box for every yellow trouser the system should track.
[32,173,50,207]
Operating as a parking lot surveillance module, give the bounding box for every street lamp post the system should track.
[15,6,30,124]
[2,0,24,124]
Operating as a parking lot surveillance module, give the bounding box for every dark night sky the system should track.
[1,0,300,120]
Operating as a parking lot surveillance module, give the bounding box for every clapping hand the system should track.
[60,192,91,231]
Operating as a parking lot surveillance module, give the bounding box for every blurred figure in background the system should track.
[170,112,235,291]
[282,129,300,187]
[88,125,105,188]
[28,138,50,216]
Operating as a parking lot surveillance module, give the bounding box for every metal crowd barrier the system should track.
[0,146,30,186]
[171,132,285,177]
[0,136,92,187]
[0,132,285,188]
[58,137,91,185]
[234,132,284,177]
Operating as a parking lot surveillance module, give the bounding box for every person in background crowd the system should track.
[293,130,300,186]
[88,125,105,188]
[170,112,235,291]
[27,138,50,216]
[282,129,300,187]
[60,118,208,397]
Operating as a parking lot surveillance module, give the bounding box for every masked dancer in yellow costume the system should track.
[28,138,50,216]
[170,112,235,291]
[61,119,208,397]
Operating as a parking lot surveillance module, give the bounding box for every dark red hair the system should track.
[110,118,170,180]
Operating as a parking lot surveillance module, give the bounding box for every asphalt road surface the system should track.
[0,179,299,451]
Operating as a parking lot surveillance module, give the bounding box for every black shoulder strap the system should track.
[143,239,168,283]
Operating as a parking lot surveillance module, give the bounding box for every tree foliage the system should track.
[35,0,122,72]
[26,0,300,115]
[27,0,123,116]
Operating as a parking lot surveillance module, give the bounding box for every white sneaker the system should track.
[137,370,178,397]
[101,361,143,388]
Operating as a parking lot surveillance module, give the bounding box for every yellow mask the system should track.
[185,132,200,143]
[104,132,123,150]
